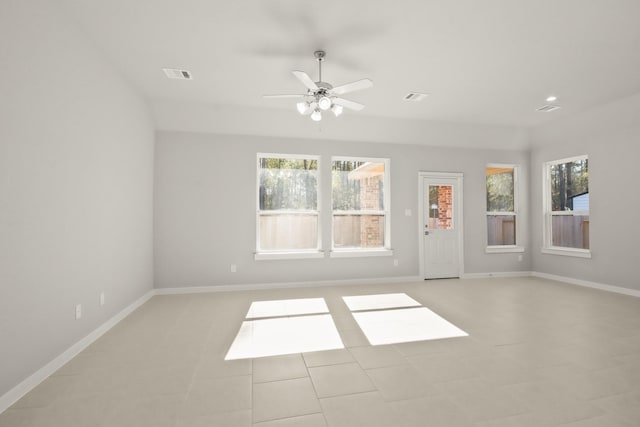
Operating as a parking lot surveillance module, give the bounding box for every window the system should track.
[429,184,454,231]
[331,157,391,256]
[256,154,321,259]
[485,165,523,252]
[543,155,590,257]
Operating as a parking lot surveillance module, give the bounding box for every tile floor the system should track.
[2,276,640,426]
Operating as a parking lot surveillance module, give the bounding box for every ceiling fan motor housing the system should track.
[315,82,333,91]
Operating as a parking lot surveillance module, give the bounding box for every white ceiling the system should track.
[61,0,640,131]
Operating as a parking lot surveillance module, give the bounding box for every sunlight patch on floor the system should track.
[342,293,421,311]
[352,307,468,345]
[246,298,329,318]
[225,298,343,360]
[343,293,468,345]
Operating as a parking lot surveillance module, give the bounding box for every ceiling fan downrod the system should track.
[314,50,325,83]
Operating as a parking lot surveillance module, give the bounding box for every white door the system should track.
[419,173,463,279]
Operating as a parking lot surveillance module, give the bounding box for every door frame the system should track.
[418,172,465,279]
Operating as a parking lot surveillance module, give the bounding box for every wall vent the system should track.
[403,92,428,102]
[163,68,193,80]
[536,104,561,112]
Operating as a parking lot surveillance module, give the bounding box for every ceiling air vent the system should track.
[163,68,193,80]
[403,92,428,102]
[536,104,561,112]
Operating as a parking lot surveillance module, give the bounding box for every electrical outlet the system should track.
[404,209,412,217]
[75,304,82,320]
[100,292,105,306]
[518,254,523,262]
[393,259,399,267]
[230,264,237,273]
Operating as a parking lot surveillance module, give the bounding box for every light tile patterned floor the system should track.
[2,276,640,426]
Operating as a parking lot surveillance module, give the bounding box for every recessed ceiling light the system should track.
[546,95,557,103]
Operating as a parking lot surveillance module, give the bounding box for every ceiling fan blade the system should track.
[333,97,365,111]
[331,78,373,95]
[292,70,318,91]
[263,94,306,98]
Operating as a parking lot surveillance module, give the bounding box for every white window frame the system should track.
[255,153,323,260]
[485,164,524,253]
[330,156,392,258]
[542,154,591,258]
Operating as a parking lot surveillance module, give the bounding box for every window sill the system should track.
[254,251,325,261]
[486,246,525,254]
[541,247,591,259]
[330,249,393,258]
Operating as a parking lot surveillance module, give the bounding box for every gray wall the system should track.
[155,131,530,288]
[530,92,640,291]
[0,1,154,397]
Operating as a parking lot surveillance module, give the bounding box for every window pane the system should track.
[551,215,589,249]
[486,167,514,212]
[333,215,384,248]
[428,185,453,230]
[259,157,318,210]
[332,161,385,211]
[487,215,516,246]
[259,214,318,250]
[550,159,589,211]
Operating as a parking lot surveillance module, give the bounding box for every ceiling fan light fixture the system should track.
[296,101,311,115]
[310,109,322,122]
[264,51,373,122]
[318,96,332,111]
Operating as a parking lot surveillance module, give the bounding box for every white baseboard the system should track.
[155,275,423,295]
[531,272,640,298]
[463,271,640,298]
[461,271,533,279]
[0,289,155,414]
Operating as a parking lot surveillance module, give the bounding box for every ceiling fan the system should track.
[264,50,373,121]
